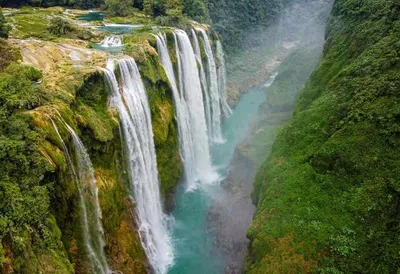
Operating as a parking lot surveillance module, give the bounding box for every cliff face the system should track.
[0,24,182,272]
[248,0,400,273]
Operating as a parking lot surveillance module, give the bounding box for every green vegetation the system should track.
[3,7,100,40]
[208,0,282,53]
[48,17,76,36]
[48,17,93,40]
[103,0,133,17]
[0,40,20,71]
[248,0,400,273]
[5,7,62,39]
[7,7,58,39]
[0,8,10,38]
[0,63,150,273]
[0,0,101,9]
[0,56,73,273]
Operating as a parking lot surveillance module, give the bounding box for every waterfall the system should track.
[216,40,233,117]
[102,58,173,274]
[191,29,212,136]
[197,28,224,143]
[164,29,218,188]
[263,71,279,87]
[51,119,110,274]
[99,35,122,48]
[155,33,194,184]
[156,30,218,188]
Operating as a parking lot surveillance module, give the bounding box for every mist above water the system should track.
[207,1,334,273]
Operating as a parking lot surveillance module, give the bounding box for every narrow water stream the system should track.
[169,86,269,273]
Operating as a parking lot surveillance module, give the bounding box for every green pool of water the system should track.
[91,43,124,53]
[77,11,104,21]
[168,86,267,274]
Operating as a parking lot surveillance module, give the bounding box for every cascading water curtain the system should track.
[168,29,218,188]
[102,58,173,274]
[100,35,122,48]
[51,118,110,274]
[196,28,224,144]
[191,29,212,136]
[216,40,233,117]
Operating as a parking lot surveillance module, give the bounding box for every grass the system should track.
[5,6,63,39]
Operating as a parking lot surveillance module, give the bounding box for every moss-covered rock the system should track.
[0,55,150,272]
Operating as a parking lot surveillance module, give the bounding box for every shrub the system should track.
[48,17,76,36]
[104,0,133,17]
[0,8,11,39]
[0,39,21,71]
[47,17,93,40]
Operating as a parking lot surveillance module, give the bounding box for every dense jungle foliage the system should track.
[249,0,400,273]
[0,36,73,272]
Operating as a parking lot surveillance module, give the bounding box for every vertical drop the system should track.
[103,58,173,274]
[191,29,212,136]
[52,119,110,274]
[172,29,218,188]
[216,40,233,117]
[197,28,224,143]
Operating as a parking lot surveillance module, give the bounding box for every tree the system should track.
[133,0,144,9]
[0,9,11,39]
[165,0,183,22]
[165,0,181,10]
[48,17,76,36]
[143,0,152,16]
[151,0,165,16]
[182,0,209,22]
[104,0,133,16]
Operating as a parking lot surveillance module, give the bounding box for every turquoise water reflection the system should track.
[169,87,267,274]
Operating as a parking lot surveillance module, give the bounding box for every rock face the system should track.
[0,25,182,273]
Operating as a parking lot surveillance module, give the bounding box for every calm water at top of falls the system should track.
[78,11,143,52]
[168,85,269,274]
[77,11,143,34]
[77,11,104,21]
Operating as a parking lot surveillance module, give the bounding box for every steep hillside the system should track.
[249,0,400,273]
